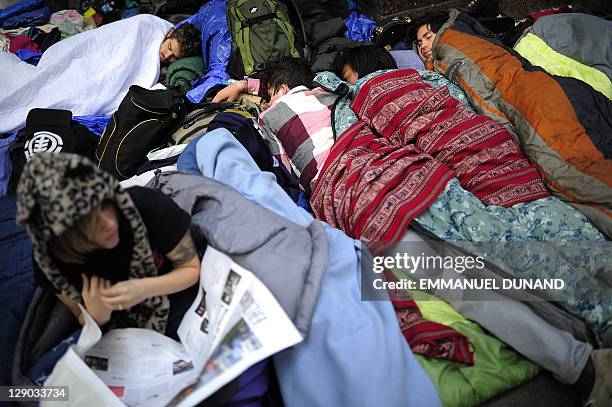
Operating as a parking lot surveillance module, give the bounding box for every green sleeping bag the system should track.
[409,290,539,407]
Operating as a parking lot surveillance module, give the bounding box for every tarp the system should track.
[0,0,43,25]
[2,5,49,29]
[344,1,375,42]
[177,0,231,103]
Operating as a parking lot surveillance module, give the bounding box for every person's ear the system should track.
[166,29,174,39]
[280,84,290,95]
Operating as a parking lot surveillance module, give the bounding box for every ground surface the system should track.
[375,0,568,19]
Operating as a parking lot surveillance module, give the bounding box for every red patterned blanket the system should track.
[311,70,548,242]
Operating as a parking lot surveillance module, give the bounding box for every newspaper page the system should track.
[82,328,199,406]
[46,248,302,407]
[167,248,303,406]
[42,306,123,407]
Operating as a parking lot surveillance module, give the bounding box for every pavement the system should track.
[481,372,583,407]
[374,0,569,20]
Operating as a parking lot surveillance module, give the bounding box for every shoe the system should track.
[464,0,500,18]
[584,349,612,406]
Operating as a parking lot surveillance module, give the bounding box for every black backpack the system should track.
[207,111,302,202]
[95,86,184,180]
[7,108,99,195]
[373,16,411,49]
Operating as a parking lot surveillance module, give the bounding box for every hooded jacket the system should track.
[16,153,170,332]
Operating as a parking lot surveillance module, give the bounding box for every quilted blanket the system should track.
[0,195,35,385]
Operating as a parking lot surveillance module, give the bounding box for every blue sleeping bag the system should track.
[0,195,35,386]
[0,0,43,25]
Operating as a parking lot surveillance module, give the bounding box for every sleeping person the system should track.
[404,10,612,236]
[159,23,201,65]
[214,55,548,209]
[0,14,201,135]
[212,57,336,194]
[16,153,200,340]
[175,123,611,407]
[409,12,448,65]
[333,44,398,84]
[209,54,612,404]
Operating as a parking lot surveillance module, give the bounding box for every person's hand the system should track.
[99,278,150,311]
[211,81,246,103]
[82,274,113,326]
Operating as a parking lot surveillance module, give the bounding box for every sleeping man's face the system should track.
[416,24,436,61]
[159,35,184,64]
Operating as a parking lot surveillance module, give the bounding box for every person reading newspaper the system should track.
[44,248,302,407]
[16,153,201,340]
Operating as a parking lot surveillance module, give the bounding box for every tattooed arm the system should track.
[150,229,201,294]
[100,231,200,309]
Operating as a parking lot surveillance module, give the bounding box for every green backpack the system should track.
[226,0,301,77]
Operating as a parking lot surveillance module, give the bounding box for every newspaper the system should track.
[43,247,303,407]
[43,306,124,407]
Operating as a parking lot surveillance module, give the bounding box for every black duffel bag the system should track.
[373,16,411,49]
[7,108,100,195]
[95,85,184,180]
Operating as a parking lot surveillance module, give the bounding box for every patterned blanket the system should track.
[314,70,612,345]
[311,69,548,242]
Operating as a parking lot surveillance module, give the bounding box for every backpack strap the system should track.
[243,12,276,27]
[284,0,310,61]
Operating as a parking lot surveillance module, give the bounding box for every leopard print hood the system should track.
[16,153,169,333]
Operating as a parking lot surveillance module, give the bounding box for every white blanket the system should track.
[0,14,172,134]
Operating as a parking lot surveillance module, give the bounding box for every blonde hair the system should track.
[49,209,99,265]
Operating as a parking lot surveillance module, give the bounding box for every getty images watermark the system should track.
[371,252,564,291]
[360,240,611,302]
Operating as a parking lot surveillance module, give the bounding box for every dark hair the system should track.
[333,45,398,79]
[407,11,449,43]
[169,23,202,57]
[260,57,314,94]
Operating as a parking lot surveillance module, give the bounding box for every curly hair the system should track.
[169,23,202,57]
